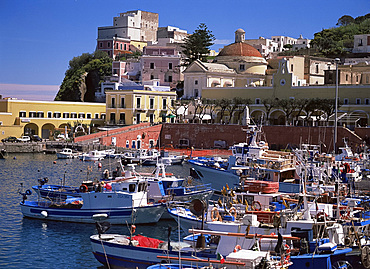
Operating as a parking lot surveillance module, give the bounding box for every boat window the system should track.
[236,147,243,154]
[108,195,112,198]
[129,184,136,192]
[122,188,127,191]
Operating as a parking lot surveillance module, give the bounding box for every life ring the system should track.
[158,199,166,204]
[229,207,237,219]
[233,244,242,252]
[79,184,88,193]
[211,207,221,221]
[252,201,262,211]
[25,189,32,195]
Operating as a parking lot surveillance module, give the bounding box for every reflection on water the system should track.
[0,153,190,268]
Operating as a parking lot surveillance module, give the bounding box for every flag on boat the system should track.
[217,252,225,264]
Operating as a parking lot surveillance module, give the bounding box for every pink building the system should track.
[140,46,184,89]
[97,37,131,59]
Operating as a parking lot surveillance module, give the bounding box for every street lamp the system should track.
[334,58,340,154]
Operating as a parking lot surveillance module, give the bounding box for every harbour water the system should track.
[0,153,190,268]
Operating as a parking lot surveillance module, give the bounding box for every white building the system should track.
[98,10,158,42]
[157,26,189,46]
[353,34,370,53]
[244,37,279,58]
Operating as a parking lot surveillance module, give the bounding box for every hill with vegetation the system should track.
[54,51,112,102]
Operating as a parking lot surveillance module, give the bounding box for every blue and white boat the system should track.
[188,125,300,193]
[20,171,165,224]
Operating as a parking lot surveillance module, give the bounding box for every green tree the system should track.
[181,23,215,66]
[336,15,355,26]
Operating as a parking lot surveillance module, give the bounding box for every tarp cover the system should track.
[132,234,164,248]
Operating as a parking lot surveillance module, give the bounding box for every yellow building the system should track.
[202,58,370,127]
[0,98,106,140]
[105,88,177,125]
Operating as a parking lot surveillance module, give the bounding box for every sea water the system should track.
[0,153,190,268]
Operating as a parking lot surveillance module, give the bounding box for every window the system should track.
[71,113,77,118]
[86,113,92,119]
[48,112,52,118]
[63,113,69,118]
[136,113,140,124]
[343,98,349,105]
[346,74,349,81]
[169,63,173,69]
[29,111,36,117]
[195,80,198,85]
[168,75,172,82]
[126,140,130,148]
[162,98,167,109]
[94,113,99,119]
[149,98,154,109]
[119,113,125,124]
[99,42,102,48]
[37,112,44,118]
[315,64,319,74]
[356,98,361,105]
[239,64,245,71]
[101,113,106,119]
[255,98,261,104]
[115,43,118,49]
[107,42,111,48]
[121,97,125,108]
[110,113,115,124]
[291,64,293,72]
[124,44,127,50]
[365,99,369,105]
[120,44,122,50]
[78,113,85,118]
[149,114,154,123]
[194,89,199,98]
[132,140,136,149]
[111,97,115,108]
[19,111,26,117]
[150,63,154,69]
[136,97,141,109]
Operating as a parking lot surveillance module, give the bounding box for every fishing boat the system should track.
[188,125,299,193]
[121,149,160,164]
[56,148,81,159]
[79,150,107,161]
[19,171,165,224]
[142,151,187,166]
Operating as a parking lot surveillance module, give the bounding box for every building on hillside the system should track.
[97,37,131,59]
[199,57,370,128]
[244,37,279,58]
[271,35,297,52]
[140,46,184,89]
[325,62,370,86]
[157,26,189,46]
[266,56,307,86]
[292,34,311,50]
[183,60,236,98]
[183,29,268,98]
[353,34,370,54]
[97,10,158,57]
[105,81,177,126]
[0,98,106,140]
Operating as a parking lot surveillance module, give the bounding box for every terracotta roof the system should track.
[218,42,262,58]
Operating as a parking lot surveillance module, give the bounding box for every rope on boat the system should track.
[99,238,111,269]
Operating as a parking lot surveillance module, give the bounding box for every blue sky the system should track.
[0,0,369,100]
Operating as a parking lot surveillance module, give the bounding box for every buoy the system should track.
[53,161,56,164]
[98,163,102,168]
[13,157,16,159]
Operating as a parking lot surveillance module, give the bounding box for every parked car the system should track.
[1,136,18,143]
[17,136,31,142]
[30,135,42,142]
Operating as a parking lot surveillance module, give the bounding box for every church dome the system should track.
[218,42,262,58]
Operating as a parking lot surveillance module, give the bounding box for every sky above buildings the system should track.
[0,0,368,100]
